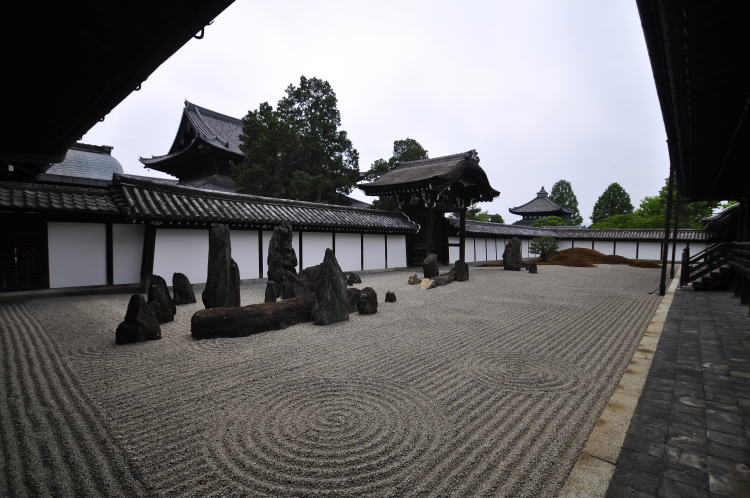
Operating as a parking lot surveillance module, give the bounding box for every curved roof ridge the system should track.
[393,150,475,170]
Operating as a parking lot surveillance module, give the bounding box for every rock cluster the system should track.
[116,294,161,344]
[503,237,522,271]
[172,272,196,305]
[202,224,240,308]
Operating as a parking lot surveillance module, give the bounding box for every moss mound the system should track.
[543,248,661,269]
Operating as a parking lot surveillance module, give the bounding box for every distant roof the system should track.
[42,143,124,181]
[509,187,575,217]
[0,180,120,215]
[702,203,739,228]
[449,219,552,238]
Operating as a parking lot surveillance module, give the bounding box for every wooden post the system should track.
[459,208,466,263]
[670,194,680,279]
[425,207,434,257]
[680,246,689,286]
[139,222,156,292]
[659,163,675,296]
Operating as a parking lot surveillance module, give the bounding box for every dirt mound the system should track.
[544,248,661,268]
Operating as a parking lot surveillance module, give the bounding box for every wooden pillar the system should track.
[105,222,113,286]
[139,222,156,291]
[670,193,681,279]
[659,163,675,296]
[425,207,435,256]
[459,208,466,262]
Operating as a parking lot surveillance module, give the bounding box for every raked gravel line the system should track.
[3,264,661,497]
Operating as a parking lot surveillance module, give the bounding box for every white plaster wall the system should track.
[363,234,386,269]
[638,242,663,260]
[521,239,530,259]
[153,228,208,284]
[448,237,459,245]
[336,233,361,272]
[577,240,595,251]
[233,230,260,280]
[261,231,274,277]
[449,245,460,263]
[112,223,144,285]
[688,242,707,255]
[48,222,107,288]
[616,241,638,259]
[475,238,487,262]
[464,238,475,263]
[387,235,407,268]
[665,242,688,263]
[557,240,573,251]
[292,232,301,272]
[303,232,333,268]
[594,240,615,255]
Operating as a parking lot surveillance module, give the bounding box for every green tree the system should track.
[465,204,504,223]
[530,236,558,261]
[591,183,634,223]
[531,216,567,227]
[365,138,429,210]
[232,76,360,203]
[589,213,664,229]
[549,180,583,225]
[635,177,721,229]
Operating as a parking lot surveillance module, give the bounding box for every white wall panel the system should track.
[593,240,615,255]
[262,231,274,277]
[112,223,144,285]
[615,241,638,259]
[688,242,706,255]
[448,237,459,245]
[336,233,361,272]
[557,240,573,251]
[153,229,208,284]
[638,242,663,260]
[48,222,107,288]
[475,238,487,262]
[521,239,530,259]
[387,234,407,268]
[464,238,475,263]
[363,234,386,270]
[449,245,460,263]
[233,230,260,280]
[292,231,301,272]
[303,232,333,268]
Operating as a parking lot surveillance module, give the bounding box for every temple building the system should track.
[509,187,574,225]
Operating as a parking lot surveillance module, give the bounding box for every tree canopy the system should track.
[465,204,504,223]
[231,76,360,204]
[531,216,567,227]
[549,180,583,225]
[590,183,634,224]
[364,138,429,210]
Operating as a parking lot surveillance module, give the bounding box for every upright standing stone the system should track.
[503,237,522,271]
[202,224,237,309]
[357,287,378,314]
[528,262,538,274]
[116,294,161,344]
[455,260,469,281]
[172,272,196,305]
[385,291,397,302]
[229,258,241,307]
[265,221,300,302]
[148,274,175,323]
[423,253,439,278]
[312,249,350,325]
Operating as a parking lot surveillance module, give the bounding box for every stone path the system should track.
[605,289,750,498]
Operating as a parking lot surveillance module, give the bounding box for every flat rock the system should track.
[423,253,439,278]
[385,291,396,302]
[420,278,433,289]
[357,287,378,314]
[408,274,420,285]
[312,249,350,325]
[172,272,196,305]
[116,294,161,344]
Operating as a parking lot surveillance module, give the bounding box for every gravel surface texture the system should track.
[0,265,661,497]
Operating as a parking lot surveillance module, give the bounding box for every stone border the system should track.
[557,275,680,497]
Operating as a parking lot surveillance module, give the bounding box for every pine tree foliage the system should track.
[549,180,583,225]
[591,183,634,223]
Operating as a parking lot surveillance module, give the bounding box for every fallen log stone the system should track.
[429,268,456,288]
[455,260,469,282]
[408,274,420,285]
[357,287,378,314]
[385,291,396,303]
[528,262,538,274]
[503,237,522,271]
[172,272,196,305]
[203,224,238,308]
[191,294,316,339]
[148,274,175,323]
[312,249,350,325]
[116,294,161,344]
[423,253,439,278]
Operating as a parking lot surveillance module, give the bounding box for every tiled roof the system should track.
[509,187,574,215]
[449,219,553,238]
[0,181,120,214]
[43,143,124,181]
[182,101,243,155]
[702,203,738,228]
[112,175,417,233]
[553,228,717,241]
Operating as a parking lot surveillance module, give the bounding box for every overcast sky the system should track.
[82,0,669,225]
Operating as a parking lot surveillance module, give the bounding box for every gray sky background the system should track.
[83,0,669,225]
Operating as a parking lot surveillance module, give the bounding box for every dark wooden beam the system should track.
[660,162,676,296]
[139,222,156,291]
[459,208,466,262]
[105,222,113,285]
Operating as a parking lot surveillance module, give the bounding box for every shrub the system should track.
[529,236,558,261]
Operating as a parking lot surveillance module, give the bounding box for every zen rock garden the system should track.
[116,223,393,344]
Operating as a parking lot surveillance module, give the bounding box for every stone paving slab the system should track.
[605,289,750,498]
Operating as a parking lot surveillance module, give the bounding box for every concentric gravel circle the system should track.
[463,351,586,393]
[206,377,441,495]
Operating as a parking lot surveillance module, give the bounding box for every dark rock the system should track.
[172,272,196,305]
[429,268,456,288]
[148,275,175,323]
[423,253,439,278]
[385,291,396,302]
[298,264,322,294]
[502,237,522,271]
[344,272,362,285]
[202,224,238,309]
[454,260,469,281]
[264,282,278,303]
[357,287,378,314]
[116,294,161,344]
[229,258,241,307]
[528,262,538,274]
[312,249,350,325]
[191,294,316,339]
[266,222,301,301]
[408,274,420,285]
[347,288,361,312]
